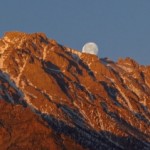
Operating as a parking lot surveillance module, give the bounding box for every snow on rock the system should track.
[0,32,149,149]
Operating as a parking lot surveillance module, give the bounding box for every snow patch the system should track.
[15,56,29,86]
[0,71,24,98]
[117,64,133,73]
[66,47,81,57]
[43,46,47,60]
[0,42,9,69]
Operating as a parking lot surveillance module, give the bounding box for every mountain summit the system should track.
[0,32,150,150]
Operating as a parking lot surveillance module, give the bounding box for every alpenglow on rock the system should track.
[82,42,99,55]
[0,31,150,150]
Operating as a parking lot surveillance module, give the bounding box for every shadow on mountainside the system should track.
[39,106,150,150]
[42,61,73,100]
[100,81,150,126]
[0,70,27,106]
[0,70,150,150]
[100,81,124,108]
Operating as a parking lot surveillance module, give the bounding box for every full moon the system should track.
[82,42,99,55]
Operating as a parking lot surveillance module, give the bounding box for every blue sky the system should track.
[0,0,150,65]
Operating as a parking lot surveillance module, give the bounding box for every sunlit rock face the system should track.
[0,31,150,150]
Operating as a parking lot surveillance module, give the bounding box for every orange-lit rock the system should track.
[0,32,149,150]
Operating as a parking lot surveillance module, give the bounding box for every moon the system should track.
[82,42,99,55]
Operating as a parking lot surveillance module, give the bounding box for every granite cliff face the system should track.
[0,32,150,150]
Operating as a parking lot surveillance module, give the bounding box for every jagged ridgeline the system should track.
[0,31,150,150]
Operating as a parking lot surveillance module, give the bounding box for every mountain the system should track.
[0,31,150,150]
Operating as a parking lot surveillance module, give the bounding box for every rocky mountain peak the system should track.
[117,57,139,68]
[0,32,150,150]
